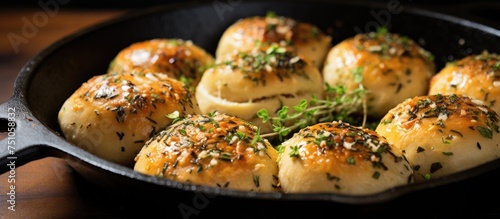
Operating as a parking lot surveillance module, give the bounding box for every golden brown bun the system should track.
[322,29,435,118]
[278,121,413,195]
[429,51,500,114]
[134,112,279,192]
[108,38,215,88]
[215,15,331,69]
[58,72,200,166]
[196,45,324,134]
[375,94,500,182]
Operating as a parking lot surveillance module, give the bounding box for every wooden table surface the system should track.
[1,3,500,219]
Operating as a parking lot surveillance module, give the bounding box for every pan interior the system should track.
[15,0,500,202]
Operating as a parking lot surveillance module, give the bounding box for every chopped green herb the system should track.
[352,67,364,83]
[424,173,432,180]
[289,145,300,157]
[442,151,454,156]
[253,175,260,187]
[477,126,493,139]
[346,156,356,165]
[266,11,277,18]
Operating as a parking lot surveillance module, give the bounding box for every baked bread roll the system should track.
[196,45,324,134]
[134,112,280,192]
[375,94,500,182]
[108,38,215,89]
[322,28,435,118]
[58,72,200,166]
[278,121,413,195]
[429,51,500,114]
[215,13,331,68]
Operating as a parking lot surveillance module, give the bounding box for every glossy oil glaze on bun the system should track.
[134,112,280,192]
[196,44,324,134]
[375,94,500,182]
[58,72,200,166]
[108,38,215,89]
[215,12,331,68]
[278,121,413,195]
[429,51,500,114]
[322,28,435,118]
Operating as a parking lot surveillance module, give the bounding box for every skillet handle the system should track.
[0,98,51,174]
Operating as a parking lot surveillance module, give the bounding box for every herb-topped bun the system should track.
[429,51,500,114]
[58,72,200,167]
[278,121,413,195]
[195,44,324,134]
[322,28,435,118]
[107,38,215,89]
[375,94,500,182]
[215,12,331,68]
[133,112,280,192]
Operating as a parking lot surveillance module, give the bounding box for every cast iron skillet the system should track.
[1,0,500,217]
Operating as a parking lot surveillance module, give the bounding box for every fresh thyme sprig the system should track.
[257,82,368,142]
